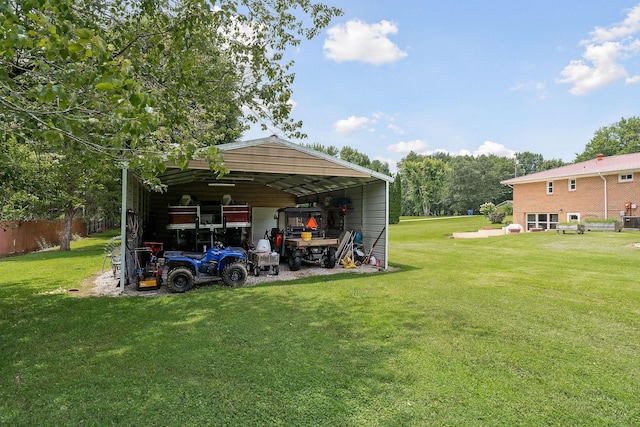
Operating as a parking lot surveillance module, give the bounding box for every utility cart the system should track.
[247,239,280,276]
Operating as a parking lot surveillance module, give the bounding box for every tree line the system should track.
[394,117,640,220]
[308,117,640,223]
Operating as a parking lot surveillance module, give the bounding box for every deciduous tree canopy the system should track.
[1,0,342,249]
[575,117,640,162]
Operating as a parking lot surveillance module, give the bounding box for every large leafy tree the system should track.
[540,158,566,170]
[575,117,640,162]
[303,143,391,175]
[515,151,542,177]
[398,155,449,216]
[302,142,340,157]
[0,135,44,219]
[442,155,513,215]
[514,151,566,176]
[1,0,342,249]
[388,175,401,224]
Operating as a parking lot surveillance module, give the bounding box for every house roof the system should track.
[501,153,640,185]
[158,135,394,197]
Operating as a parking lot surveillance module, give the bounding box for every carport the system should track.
[119,135,393,286]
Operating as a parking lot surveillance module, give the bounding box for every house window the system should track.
[526,213,559,230]
[568,179,576,191]
[567,213,580,222]
[547,181,554,194]
[619,174,633,183]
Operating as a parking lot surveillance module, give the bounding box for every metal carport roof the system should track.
[157,135,394,196]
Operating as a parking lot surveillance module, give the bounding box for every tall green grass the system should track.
[1,219,638,426]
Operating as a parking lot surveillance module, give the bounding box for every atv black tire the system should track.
[324,253,337,269]
[289,255,301,271]
[222,262,248,287]
[167,267,194,293]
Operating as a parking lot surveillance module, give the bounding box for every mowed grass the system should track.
[1,219,639,426]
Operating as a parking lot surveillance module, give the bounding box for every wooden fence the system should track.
[0,219,88,257]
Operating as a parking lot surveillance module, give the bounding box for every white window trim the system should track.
[526,213,559,230]
[567,213,580,222]
[546,181,554,195]
[568,179,576,191]
[618,173,633,183]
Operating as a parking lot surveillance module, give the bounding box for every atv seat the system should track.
[163,251,207,260]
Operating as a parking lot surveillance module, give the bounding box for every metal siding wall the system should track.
[311,181,389,268]
[362,182,387,267]
[343,188,363,232]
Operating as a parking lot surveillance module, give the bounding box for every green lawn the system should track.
[1,218,639,426]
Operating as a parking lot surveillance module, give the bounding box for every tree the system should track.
[0,136,43,219]
[442,155,513,215]
[368,159,391,175]
[339,146,371,168]
[575,117,640,162]
[540,158,566,171]
[1,0,342,249]
[389,175,401,224]
[399,156,449,216]
[515,151,543,176]
[304,143,391,175]
[338,147,391,175]
[302,143,340,157]
[513,151,566,176]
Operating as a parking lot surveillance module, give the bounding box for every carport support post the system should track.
[119,161,129,294]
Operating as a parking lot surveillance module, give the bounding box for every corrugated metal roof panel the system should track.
[158,136,393,197]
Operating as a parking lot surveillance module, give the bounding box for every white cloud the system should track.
[510,81,548,99]
[590,5,640,43]
[558,42,629,94]
[387,140,515,159]
[387,139,427,154]
[334,116,370,133]
[473,141,515,158]
[371,111,395,122]
[627,74,640,83]
[387,124,405,135]
[558,5,640,94]
[323,19,408,65]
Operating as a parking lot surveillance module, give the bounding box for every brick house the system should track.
[501,153,640,231]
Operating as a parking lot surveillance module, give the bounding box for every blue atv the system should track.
[161,245,248,293]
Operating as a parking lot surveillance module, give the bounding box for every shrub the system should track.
[479,202,496,218]
[497,203,513,216]
[488,211,505,224]
[583,218,620,223]
[35,237,53,250]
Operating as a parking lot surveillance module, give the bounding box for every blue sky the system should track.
[244,1,640,173]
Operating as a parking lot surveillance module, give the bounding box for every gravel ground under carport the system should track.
[79,262,387,297]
